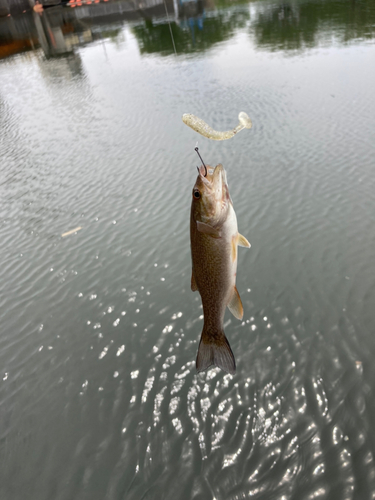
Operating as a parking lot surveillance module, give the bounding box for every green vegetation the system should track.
[132,7,250,55]
[252,0,375,51]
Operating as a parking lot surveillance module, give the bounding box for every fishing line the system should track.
[163,0,177,55]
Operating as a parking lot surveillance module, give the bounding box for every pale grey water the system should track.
[1,0,375,498]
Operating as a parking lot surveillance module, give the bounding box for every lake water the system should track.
[1,0,375,498]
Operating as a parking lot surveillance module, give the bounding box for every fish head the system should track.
[191,163,231,225]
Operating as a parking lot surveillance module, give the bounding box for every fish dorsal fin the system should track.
[227,286,244,320]
[191,272,198,292]
[237,233,251,248]
[196,221,221,238]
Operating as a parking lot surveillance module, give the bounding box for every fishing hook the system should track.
[195,147,207,177]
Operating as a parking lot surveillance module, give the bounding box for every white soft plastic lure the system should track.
[182,112,252,140]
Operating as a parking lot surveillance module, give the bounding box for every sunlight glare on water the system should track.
[1,0,375,498]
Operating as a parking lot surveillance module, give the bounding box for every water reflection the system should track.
[32,8,87,56]
[133,7,249,54]
[1,0,375,60]
[2,0,375,498]
[252,0,375,51]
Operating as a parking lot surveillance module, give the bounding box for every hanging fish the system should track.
[190,150,250,374]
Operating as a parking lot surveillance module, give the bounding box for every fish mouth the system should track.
[197,165,211,185]
[212,163,227,185]
[197,163,226,185]
[196,163,231,203]
[212,164,231,203]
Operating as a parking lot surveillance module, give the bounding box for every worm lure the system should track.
[182,112,252,140]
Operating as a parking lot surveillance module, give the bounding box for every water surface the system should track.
[1,0,375,498]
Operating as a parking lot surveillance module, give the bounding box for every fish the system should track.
[190,162,250,374]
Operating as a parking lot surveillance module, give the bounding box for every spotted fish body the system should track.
[190,164,250,374]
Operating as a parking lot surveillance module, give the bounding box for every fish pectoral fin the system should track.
[196,221,221,238]
[227,286,244,320]
[191,272,198,292]
[237,233,251,248]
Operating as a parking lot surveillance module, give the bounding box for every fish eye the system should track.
[193,190,201,200]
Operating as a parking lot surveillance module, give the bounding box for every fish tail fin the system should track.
[196,328,236,375]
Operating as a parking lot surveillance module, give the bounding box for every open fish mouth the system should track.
[195,163,231,207]
[197,164,226,182]
[198,163,227,187]
[211,164,231,203]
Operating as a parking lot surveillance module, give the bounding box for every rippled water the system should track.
[1,0,375,498]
